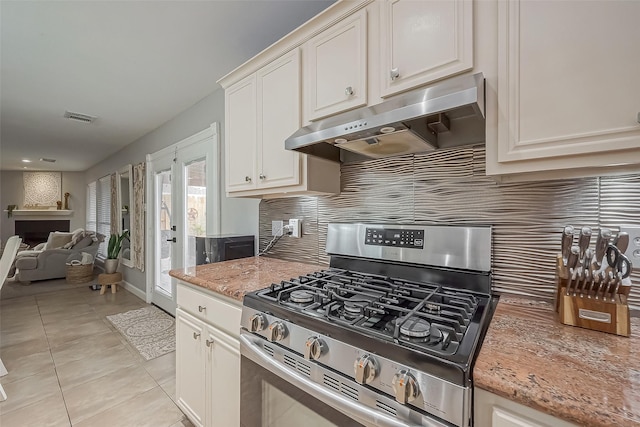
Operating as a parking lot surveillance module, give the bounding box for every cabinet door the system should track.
[176,310,206,427]
[257,49,301,189]
[206,326,240,427]
[225,74,257,192]
[495,0,640,172]
[493,407,549,427]
[380,0,473,98]
[305,9,367,121]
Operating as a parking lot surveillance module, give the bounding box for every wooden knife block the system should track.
[555,255,630,337]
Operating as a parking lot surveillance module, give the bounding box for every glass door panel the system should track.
[184,159,206,272]
[153,169,176,314]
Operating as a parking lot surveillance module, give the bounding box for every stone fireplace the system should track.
[15,220,70,247]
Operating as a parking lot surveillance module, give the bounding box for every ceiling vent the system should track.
[64,110,97,123]
[40,158,56,163]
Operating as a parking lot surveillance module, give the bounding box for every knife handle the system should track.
[565,246,580,295]
[578,227,592,260]
[615,232,630,254]
[594,228,612,268]
[561,225,574,266]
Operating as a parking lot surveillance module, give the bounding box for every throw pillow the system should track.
[45,232,73,250]
[72,235,94,250]
[64,229,86,249]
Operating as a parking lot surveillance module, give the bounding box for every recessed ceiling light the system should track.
[22,159,32,163]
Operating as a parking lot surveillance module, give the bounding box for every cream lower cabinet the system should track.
[176,282,241,427]
[487,0,640,180]
[475,388,577,427]
[225,48,340,198]
[379,0,473,98]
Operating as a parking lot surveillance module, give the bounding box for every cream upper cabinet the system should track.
[379,0,473,98]
[304,9,368,121]
[487,0,640,179]
[257,49,301,189]
[225,74,257,192]
[224,48,340,198]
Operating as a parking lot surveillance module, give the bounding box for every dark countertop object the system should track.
[474,296,640,426]
[169,256,322,301]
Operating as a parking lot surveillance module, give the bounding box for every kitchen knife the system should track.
[565,246,580,295]
[611,253,632,300]
[579,249,593,297]
[594,228,612,269]
[561,225,574,267]
[577,226,592,262]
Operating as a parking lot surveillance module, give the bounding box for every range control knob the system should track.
[267,321,287,342]
[249,313,267,332]
[392,370,420,404]
[354,354,378,384]
[304,336,326,360]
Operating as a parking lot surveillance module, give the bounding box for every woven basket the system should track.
[66,263,94,284]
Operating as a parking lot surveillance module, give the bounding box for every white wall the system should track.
[0,171,87,242]
[85,88,259,293]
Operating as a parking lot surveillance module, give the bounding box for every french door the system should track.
[146,124,221,315]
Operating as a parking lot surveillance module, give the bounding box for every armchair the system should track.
[13,232,104,283]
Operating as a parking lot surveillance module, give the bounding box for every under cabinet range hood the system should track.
[285,73,486,162]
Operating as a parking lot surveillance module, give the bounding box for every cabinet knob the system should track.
[345,86,354,96]
[193,332,201,340]
[198,305,206,313]
[390,68,400,81]
[205,339,214,347]
[259,174,266,180]
[245,176,252,182]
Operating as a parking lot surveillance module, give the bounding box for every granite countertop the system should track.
[475,296,640,426]
[168,256,322,301]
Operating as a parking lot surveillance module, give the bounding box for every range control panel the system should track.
[365,228,424,249]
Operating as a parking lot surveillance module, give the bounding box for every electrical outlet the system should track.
[272,220,284,237]
[288,219,301,238]
[619,225,640,269]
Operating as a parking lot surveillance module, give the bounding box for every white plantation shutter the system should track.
[97,176,111,258]
[86,181,97,232]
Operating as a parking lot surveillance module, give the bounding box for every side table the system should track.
[98,272,122,295]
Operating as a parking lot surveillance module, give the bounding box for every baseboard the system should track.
[121,279,146,301]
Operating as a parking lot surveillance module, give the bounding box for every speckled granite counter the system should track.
[169,256,321,301]
[475,296,640,426]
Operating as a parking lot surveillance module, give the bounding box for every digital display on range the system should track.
[365,228,424,249]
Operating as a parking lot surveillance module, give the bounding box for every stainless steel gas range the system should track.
[240,223,497,427]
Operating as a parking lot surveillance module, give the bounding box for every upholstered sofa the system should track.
[12,230,104,283]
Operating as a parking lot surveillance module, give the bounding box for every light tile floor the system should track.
[0,284,192,427]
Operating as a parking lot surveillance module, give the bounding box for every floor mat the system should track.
[106,306,175,360]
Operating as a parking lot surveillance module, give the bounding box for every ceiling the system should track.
[0,0,334,172]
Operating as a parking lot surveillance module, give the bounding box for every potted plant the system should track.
[104,230,130,274]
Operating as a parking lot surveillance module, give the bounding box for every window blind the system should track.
[97,176,111,258]
[86,182,97,232]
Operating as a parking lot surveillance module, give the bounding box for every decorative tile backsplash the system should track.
[259,145,640,308]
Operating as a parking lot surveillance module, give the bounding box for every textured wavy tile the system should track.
[258,147,640,308]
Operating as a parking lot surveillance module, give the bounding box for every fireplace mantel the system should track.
[5,210,74,216]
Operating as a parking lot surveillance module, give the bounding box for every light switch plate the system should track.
[618,225,640,269]
[272,220,284,237]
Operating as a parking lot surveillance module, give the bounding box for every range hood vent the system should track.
[64,110,97,123]
[285,73,485,162]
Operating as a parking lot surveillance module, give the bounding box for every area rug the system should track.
[107,306,175,360]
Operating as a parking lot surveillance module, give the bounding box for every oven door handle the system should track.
[240,334,428,427]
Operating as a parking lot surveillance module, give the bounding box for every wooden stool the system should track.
[98,272,122,295]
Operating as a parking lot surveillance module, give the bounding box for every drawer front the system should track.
[177,282,242,338]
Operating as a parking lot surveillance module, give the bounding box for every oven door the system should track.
[240,332,447,427]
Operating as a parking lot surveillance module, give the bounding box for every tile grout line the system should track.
[36,294,74,427]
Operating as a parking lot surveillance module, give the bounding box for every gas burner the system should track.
[344,301,366,315]
[424,303,441,314]
[290,289,314,304]
[400,317,431,338]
